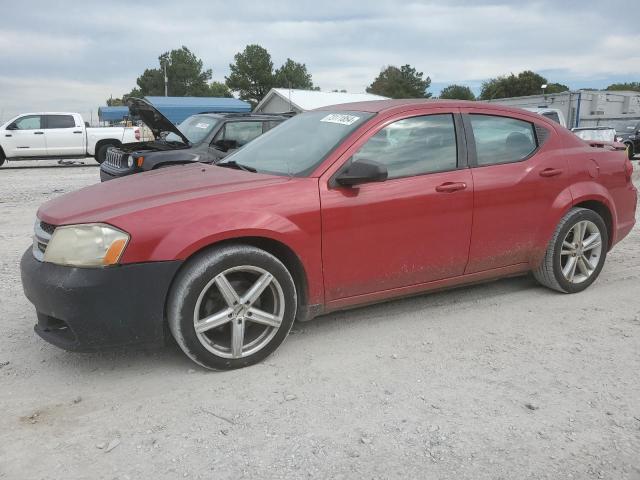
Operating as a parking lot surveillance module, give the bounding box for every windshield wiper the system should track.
[217,160,257,173]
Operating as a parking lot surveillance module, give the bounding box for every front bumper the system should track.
[99,163,137,182]
[20,249,182,352]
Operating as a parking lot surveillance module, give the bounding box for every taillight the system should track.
[134,127,140,141]
[624,158,633,181]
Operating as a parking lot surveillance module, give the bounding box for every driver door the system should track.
[320,109,473,302]
[3,115,46,157]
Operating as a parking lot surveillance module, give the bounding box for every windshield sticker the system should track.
[195,123,210,129]
[320,114,360,126]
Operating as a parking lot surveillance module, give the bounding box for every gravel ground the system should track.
[1,159,639,480]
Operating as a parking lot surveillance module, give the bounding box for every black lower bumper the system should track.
[20,249,182,352]
[99,164,136,182]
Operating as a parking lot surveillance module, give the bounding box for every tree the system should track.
[439,84,475,100]
[274,59,317,90]
[208,81,233,98]
[546,82,569,94]
[606,82,640,92]
[479,70,550,100]
[367,65,431,98]
[226,45,275,106]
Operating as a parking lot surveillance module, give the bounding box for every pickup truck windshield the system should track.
[166,115,220,144]
[219,111,373,176]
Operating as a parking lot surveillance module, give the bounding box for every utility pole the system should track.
[164,62,168,97]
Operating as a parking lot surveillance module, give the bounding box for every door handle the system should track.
[5,134,11,137]
[73,131,82,134]
[539,168,562,177]
[34,131,44,135]
[435,181,467,193]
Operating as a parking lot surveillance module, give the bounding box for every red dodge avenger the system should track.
[21,100,637,370]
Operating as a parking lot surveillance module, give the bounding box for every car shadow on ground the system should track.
[37,274,545,375]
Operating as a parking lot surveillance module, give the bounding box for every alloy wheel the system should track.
[560,220,602,284]
[193,265,285,359]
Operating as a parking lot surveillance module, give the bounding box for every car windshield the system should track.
[166,115,220,144]
[219,110,374,176]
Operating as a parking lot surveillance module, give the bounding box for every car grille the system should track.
[33,220,55,261]
[103,147,127,169]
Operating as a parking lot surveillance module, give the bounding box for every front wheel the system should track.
[168,245,297,370]
[533,208,608,293]
[627,144,634,160]
[96,144,115,164]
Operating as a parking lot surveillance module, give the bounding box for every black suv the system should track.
[610,119,640,159]
[100,98,288,181]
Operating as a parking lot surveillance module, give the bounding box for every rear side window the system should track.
[46,115,76,129]
[264,120,282,132]
[469,115,537,166]
[14,115,42,130]
[352,114,458,179]
[221,121,264,147]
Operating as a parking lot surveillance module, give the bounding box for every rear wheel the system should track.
[168,245,297,370]
[533,208,608,293]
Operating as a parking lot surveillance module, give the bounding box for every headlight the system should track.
[43,223,129,267]
[127,155,134,168]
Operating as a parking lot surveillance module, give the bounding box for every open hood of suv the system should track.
[127,97,191,145]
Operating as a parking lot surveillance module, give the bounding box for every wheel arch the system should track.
[166,235,312,321]
[94,138,122,158]
[571,199,613,249]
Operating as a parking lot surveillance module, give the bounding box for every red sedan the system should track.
[21,100,637,370]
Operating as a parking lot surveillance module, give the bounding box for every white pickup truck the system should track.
[0,112,140,166]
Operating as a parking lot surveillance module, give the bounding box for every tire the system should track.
[168,244,297,370]
[96,143,116,164]
[0,149,5,167]
[626,144,634,160]
[533,208,608,293]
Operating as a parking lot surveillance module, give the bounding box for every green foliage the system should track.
[439,84,475,100]
[274,59,317,90]
[226,46,318,106]
[208,81,233,98]
[479,70,551,100]
[226,45,275,106]
[546,82,569,94]
[606,82,640,92]
[366,65,432,98]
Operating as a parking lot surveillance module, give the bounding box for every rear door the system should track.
[320,109,474,301]
[3,115,46,157]
[461,107,571,273]
[44,114,84,156]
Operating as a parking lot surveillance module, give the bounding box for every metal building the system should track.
[486,90,640,129]
[254,88,388,114]
[144,96,251,124]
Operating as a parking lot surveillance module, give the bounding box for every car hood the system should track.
[127,97,191,145]
[38,163,289,225]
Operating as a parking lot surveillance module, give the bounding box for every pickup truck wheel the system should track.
[168,245,297,370]
[533,208,607,293]
[96,144,115,164]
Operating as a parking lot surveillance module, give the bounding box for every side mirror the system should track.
[335,159,388,187]
[213,139,238,152]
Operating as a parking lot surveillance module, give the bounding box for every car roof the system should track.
[195,112,287,120]
[313,99,563,127]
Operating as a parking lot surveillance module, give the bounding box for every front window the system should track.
[13,115,42,130]
[352,114,458,179]
[166,115,220,144]
[220,111,374,176]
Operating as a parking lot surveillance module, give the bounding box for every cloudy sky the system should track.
[1,0,638,122]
